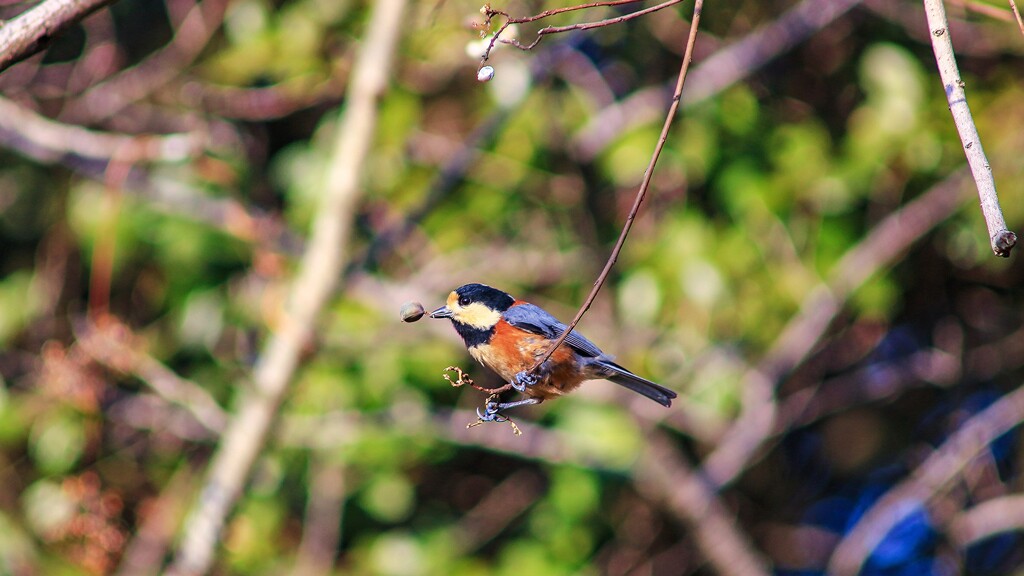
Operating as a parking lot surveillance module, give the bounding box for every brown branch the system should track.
[74,317,228,434]
[635,433,772,576]
[574,0,863,160]
[924,0,1016,257]
[0,0,118,74]
[532,0,703,372]
[827,383,1024,575]
[1011,0,1024,35]
[452,469,544,554]
[60,0,229,123]
[950,494,1024,548]
[700,170,972,488]
[682,0,863,107]
[0,95,207,163]
[495,0,687,53]
[177,76,345,121]
[114,466,195,576]
[479,0,684,63]
[290,460,346,576]
[164,0,408,573]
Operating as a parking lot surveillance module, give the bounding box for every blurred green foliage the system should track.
[1,0,1023,574]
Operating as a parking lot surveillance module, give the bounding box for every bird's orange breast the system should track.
[469,320,585,400]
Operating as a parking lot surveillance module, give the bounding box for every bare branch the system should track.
[635,433,772,576]
[479,0,684,63]
[533,0,703,371]
[574,0,863,159]
[1013,0,1024,35]
[923,0,1016,257]
[290,460,346,576]
[950,494,1024,548]
[682,0,863,107]
[0,0,118,74]
[60,0,229,123]
[700,171,972,488]
[495,0,687,53]
[0,95,206,163]
[828,383,1024,575]
[74,317,228,434]
[114,467,195,576]
[165,0,408,574]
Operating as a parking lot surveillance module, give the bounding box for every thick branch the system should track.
[0,0,118,74]
[164,0,407,574]
[924,0,1016,257]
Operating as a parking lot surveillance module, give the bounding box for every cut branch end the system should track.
[992,229,1017,257]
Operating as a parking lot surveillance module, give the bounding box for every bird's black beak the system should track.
[429,305,453,319]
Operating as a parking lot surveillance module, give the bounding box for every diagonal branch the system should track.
[827,382,1024,575]
[60,0,229,123]
[164,0,408,574]
[923,0,1016,257]
[636,433,772,576]
[700,170,972,488]
[0,0,118,74]
[533,0,703,371]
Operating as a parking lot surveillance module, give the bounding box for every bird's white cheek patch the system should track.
[455,303,502,330]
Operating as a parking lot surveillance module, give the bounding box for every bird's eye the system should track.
[458,295,471,307]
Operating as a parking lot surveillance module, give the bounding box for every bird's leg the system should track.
[477,397,541,419]
[444,366,520,396]
[512,360,550,392]
[466,394,541,435]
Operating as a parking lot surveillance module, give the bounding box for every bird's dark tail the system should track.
[603,362,676,407]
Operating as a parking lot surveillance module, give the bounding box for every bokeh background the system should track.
[1,0,1023,574]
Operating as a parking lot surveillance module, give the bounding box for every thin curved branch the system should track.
[489,0,687,54]
[0,0,118,74]
[533,0,703,371]
[478,0,684,65]
[60,0,229,123]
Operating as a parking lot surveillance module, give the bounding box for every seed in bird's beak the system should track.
[400,301,425,323]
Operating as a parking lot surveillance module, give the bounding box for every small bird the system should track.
[430,283,676,420]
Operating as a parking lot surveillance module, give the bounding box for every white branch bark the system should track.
[923,0,1016,257]
[0,0,117,74]
[164,0,407,574]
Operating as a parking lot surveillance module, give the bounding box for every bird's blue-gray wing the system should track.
[502,303,605,358]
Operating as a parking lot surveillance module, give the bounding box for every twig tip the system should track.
[992,230,1017,257]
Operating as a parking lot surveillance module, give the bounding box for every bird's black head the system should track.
[429,283,515,330]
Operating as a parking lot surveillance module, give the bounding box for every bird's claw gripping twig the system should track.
[511,370,539,392]
[444,365,495,393]
[467,394,522,435]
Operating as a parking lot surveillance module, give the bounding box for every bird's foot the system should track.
[467,395,522,435]
[443,366,492,393]
[511,370,539,392]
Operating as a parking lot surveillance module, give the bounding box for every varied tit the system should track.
[430,283,676,421]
